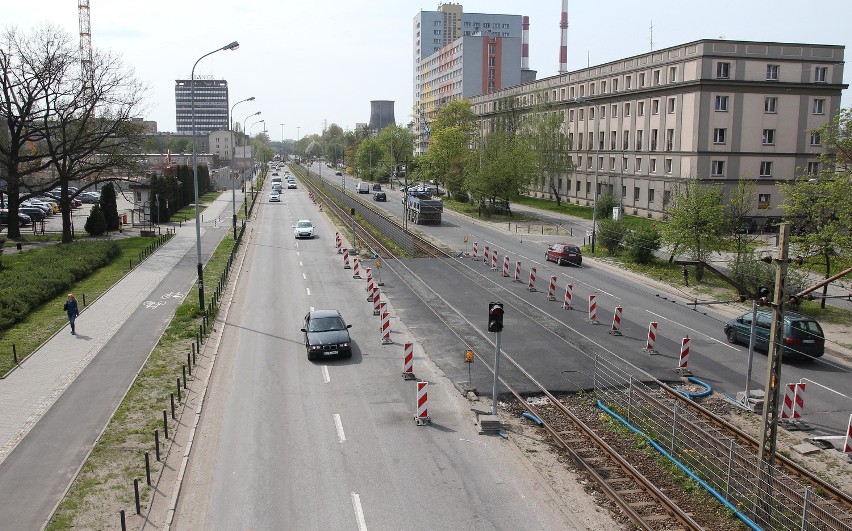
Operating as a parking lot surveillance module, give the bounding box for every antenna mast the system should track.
[649,20,654,51]
[78,0,94,88]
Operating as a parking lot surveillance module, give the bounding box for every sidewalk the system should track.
[0,191,242,530]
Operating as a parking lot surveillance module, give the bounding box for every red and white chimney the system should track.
[521,16,530,70]
[559,0,568,74]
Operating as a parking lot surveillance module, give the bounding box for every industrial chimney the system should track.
[368,100,395,132]
[521,16,530,70]
[559,0,568,74]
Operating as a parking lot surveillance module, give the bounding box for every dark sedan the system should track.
[301,310,353,360]
[373,191,386,202]
[0,209,32,227]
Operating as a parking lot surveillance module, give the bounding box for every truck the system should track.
[406,193,443,224]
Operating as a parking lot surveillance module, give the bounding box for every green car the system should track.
[723,310,825,361]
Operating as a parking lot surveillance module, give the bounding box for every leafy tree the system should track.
[661,178,726,281]
[423,100,476,198]
[724,178,759,263]
[465,130,535,212]
[625,227,661,265]
[355,137,384,181]
[597,218,626,256]
[528,101,572,205]
[595,191,618,220]
[99,182,120,230]
[377,124,413,185]
[84,203,107,235]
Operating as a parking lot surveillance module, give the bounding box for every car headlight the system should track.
[310,344,323,350]
[339,342,349,348]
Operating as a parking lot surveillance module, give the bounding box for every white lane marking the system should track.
[306,287,311,296]
[299,261,303,267]
[351,492,368,531]
[645,309,738,350]
[310,306,314,312]
[303,273,307,280]
[296,251,300,256]
[333,413,346,442]
[516,254,617,299]
[321,365,330,383]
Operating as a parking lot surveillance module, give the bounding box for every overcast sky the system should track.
[6,1,851,140]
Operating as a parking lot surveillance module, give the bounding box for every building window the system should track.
[624,102,631,117]
[764,97,777,113]
[638,101,645,116]
[711,160,725,176]
[589,83,596,96]
[716,62,730,79]
[665,158,673,174]
[715,95,729,112]
[653,70,661,85]
[814,66,827,83]
[758,193,771,209]
[610,156,616,170]
[650,159,657,173]
[813,99,825,115]
[635,158,642,172]
[601,80,607,93]
[580,85,585,97]
[586,181,591,194]
[623,156,629,170]
[667,98,676,113]
[651,129,658,151]
[807,161,819,175]
[570,86,575,98]
[766,64,779,81]
[568,109,575,122]
[576,180,581,192]
[652,99,660,115]
[669,66,677,82]
[762,129,775,145]
[613,78,619,91]
[634,186,641,201]
[649,188,656,202]
[587,156,592,167]
[578,133,583,150]
[713,128,727,144]
[623,130,630,150]
[600,105,606,118]
[589,107,596,120]
[611,104,618,118]
[665,129,674,151]
[639,72,646,87]
[636,130,643,150]
[610,131,617,150]
[759,161,773,177]
[598,132,605,150]
[625,75,632,89]
[810,131,821,145]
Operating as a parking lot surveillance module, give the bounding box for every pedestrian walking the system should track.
[64,294,79,335]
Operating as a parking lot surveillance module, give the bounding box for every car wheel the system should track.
[726,329,737,344]
[559,259,565,266]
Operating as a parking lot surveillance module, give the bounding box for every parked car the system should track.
[78,191,101,204]
[0,209,32,227]
[545,243,583,266]
[21,201,52,215]
[18,206,47,221]
[724,310,825,361]
[301,309,352,360]
[373,191,387,202]
[335,171,342,176]
[294,219,314,238]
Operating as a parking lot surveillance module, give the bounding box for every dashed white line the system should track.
[351,492,368,531]
[306,287,311,296]
[302,273,307,280]
[321,365,330,383]
[310,306,314,311]
[333,413,346,442]
[299,261,303,267]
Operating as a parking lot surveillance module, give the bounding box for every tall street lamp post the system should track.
[191,40,239,311]
[230,96,255,240]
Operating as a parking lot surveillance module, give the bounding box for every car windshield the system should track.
[309,316,345,332]
[297,221,312,228]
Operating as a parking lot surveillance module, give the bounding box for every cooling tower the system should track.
[369,100,396,131]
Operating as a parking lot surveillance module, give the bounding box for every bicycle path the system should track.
[0,192,242,530]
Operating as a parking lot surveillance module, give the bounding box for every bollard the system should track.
[154,429,160,461]
[134,478,141,514]
[196,331,200,351]
[120,510,126,531]
[177,378,182,401]
[170,393,176,420]
[129,259,132,269]
[145,451,151,486]
[187,352,192,374]
[192,345,196,365]
[12,344,17,365]
[82,293,86,306]
[162,409,169,439]
[182,365,187,389]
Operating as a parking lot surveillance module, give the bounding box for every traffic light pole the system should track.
[491,331,502,416]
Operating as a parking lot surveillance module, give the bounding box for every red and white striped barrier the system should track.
[366,271,375,302]
[415,381,430,425]
[588,295,598,323]
[352,257,361,279]
[679,336,690,367]
[547,276,557,301]
[514,261,522,282]
[484,246,490,265]
[372,286,381,315]
[335,232,342,254]
[472,241,478,260]
[793,382,806,419]
[844,414,852,454]
[491,250,498,271]
[610,306,622,335]
[563,283,573,309]
[365,267,372,289]
[502,255,510,277]
[380,303,392,344]
[402,342,415,379]
[343,248,351,269]
[528,267,537,292]
[643,321,658,353]
[781,383,797,419]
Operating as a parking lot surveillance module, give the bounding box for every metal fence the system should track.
[593,354,851,531]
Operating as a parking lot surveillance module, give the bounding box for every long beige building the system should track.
[469,39,846,220]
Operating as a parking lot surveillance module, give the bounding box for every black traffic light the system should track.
[757,286,771,306]
[488,302,504,333]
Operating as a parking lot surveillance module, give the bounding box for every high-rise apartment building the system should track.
[175,79,230,135]
[413,4,529,153]
[469,39,846,220]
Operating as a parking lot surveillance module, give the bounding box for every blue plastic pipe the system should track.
[521,411,543,425]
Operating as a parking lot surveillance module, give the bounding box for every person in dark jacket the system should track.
[64,293,79,335]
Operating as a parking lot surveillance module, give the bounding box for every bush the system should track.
[99,183,120,230]
[625,227,661,264]
[595,192,618,220]
[84,204,107,235]
[0,240,120,330]
[597,218,626,256]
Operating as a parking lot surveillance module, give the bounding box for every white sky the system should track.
[5,1,851,139]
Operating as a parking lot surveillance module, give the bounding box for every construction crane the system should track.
[78,0,93,87]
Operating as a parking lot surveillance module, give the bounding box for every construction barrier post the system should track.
[490,251,498,271]
[372,286,381,315]
[587,295,598,323]
[502,255,510,277]
[514,261,522,283]
[528,267,537,292]
[484,246,490,266]
[563,284,573,309]
[547,276,557,301]
[844,414,852,455]
[415,381,431,425]
[472,242,478,260]
[402,342,415,380]
[642,321,658,354]
[352,256,361,279]
[366,270,375,301]
[674,336,692,376]
[336,232,342,254]
[609,306,622,335]
[380,303,392,344]
[343,248,351,269]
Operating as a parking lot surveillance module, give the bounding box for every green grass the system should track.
[0,237,157,376]
[2,233,64,246]
[169,191,221,222]
[441,197,537,222]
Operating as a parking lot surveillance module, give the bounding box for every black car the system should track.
[0,209,32,227]
[373,191,386,202]
[18,206,47,222]
[301,310,353,360]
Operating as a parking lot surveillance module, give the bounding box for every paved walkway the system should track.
[0,191,243,529]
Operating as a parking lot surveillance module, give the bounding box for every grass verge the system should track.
[169,191,221,222]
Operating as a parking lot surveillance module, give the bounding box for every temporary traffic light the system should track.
[488,302,504,333]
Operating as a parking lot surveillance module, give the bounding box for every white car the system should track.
[294,219,314,238]
[287,181,297,189]
[269,192,281,202]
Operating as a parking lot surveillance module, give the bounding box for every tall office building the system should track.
[469,39,846,220]
[413,4,529,153]
[175,79,230,135]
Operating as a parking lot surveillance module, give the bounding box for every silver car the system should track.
[294,219,314,238]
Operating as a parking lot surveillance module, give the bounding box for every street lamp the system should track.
[191,40,239,311]
[230,96,255,239]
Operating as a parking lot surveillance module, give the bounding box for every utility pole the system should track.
[757,223,790,525]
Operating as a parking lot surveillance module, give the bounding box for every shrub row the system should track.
[0,241,120,330]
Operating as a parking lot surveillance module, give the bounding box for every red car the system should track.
[545,243,582,266]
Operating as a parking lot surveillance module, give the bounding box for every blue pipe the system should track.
[521,411,543,425]
[683,376,713,399]
[596,400,761,531]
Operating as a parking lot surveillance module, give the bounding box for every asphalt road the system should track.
[307,162,852,437]
[173,174,577,529]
